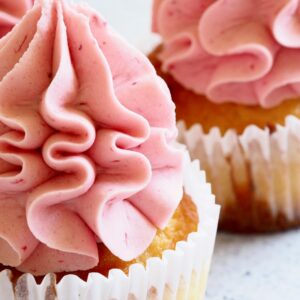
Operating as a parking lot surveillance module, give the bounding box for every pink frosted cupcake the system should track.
[152,0,300,232]
[0,0,219,299]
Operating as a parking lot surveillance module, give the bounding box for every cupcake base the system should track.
[178,116,300,233]
[1,267,210,300]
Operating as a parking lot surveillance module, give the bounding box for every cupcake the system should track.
[0,0,219,299]
[0,0,33,37]
[152,0,300,232]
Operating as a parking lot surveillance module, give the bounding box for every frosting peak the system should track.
[153,0,300,108]
[0,0,33,37]
[0,0,183,275]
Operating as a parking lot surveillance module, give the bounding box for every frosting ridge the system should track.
[0,0,33,37]
[153,0,300,107]
[0,0,183,275]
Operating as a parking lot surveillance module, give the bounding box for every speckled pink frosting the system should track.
[0,0,183,276]
[0,0,33,37]
[153,0,300,108]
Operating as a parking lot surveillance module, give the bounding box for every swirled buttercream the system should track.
[153,0,300,107]
[0,0,183,275]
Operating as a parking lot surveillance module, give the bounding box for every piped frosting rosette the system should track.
[153,0,300,107]
[0,0,183,276]
[0,0,33,37]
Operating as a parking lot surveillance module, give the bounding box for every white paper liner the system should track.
[178,115,300,226]
[0,151,220,300]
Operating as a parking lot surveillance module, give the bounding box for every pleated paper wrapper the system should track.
[178,115,300,231]
[0,152,220,300]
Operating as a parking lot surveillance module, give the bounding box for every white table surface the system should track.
[76,1,300,299]
[206,232,300,300]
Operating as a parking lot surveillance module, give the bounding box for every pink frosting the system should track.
[153,0,300,107]
[0,0,33,37]
[0,0,183,275]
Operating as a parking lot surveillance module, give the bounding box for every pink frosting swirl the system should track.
[153,0,300,107]
[0,0,183,275]
[0,0,33,37]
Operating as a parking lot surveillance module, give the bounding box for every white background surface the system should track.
[76,0,300,299]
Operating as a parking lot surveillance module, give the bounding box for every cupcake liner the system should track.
[178,115,300,231]
[0,151,220,300]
